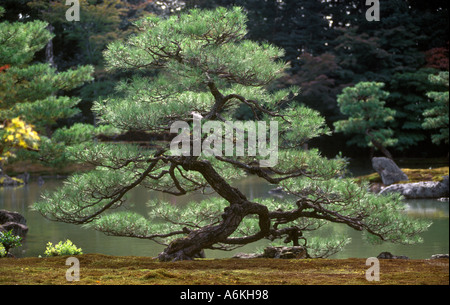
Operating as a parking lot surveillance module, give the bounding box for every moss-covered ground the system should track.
[355,167,449,184]
[0,254,448,285]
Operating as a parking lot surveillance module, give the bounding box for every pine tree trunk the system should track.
[157,210,244,261]
[157,159,270,261]
[366,129,394,160]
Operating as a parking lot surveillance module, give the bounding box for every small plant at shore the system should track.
[0,230,22,257]
[44,240,83,256]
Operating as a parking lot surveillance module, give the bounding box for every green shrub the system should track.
[44,239,83,256]
[0,230,22,256]
[0,244,6,257]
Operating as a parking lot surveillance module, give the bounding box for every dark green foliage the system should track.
[277,52,344,121]
[0,15,94,132]
[422,71,449,144]
[334,82,396,154]
[386,68,440,150]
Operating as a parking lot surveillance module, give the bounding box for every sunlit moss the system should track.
[355,167,449,184]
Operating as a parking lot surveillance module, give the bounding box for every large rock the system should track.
[0,210,28,238]
[380,175,449,199]
[0,175,24,187]
[0,210,26,225]
[233,246,309,259]
[263,246,309,259]
[233,252,264,259]
[372,157,409,185]
[431,254,449,259]
[377,252,409,259]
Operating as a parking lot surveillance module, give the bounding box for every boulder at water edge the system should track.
[372,157,409,185]
[379,175,449,199]
[0,210,28,238]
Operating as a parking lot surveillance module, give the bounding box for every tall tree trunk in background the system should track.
[366,129,394,160]
[45,24,56,138]
[45,24,57,70]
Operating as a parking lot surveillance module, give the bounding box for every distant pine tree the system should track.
[422,71,449,145]
[334,82,396,159]
[0,6,94,169]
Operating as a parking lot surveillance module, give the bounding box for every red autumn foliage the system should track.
[0,64,10,73]
[425,44,449,71]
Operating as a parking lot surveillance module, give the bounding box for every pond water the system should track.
[1,160,448,259]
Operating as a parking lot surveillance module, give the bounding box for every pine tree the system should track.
[34,8,430,261]
[0,7,94,169]
[386,68,441,150]
[0,6,39,175]
[333,82,397,159]
[28,0,128,67]
[26,0,158,126]
[422,71,449,145]
[0,13,94,132]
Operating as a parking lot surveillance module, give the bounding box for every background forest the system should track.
[1,0,448,171]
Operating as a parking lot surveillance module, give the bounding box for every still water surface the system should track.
[1,171,448,259]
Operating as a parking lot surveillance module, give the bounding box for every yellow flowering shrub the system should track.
[0,117,40,162]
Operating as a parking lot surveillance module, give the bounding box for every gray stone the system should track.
[268,187,285,198]
[0,222,28,238]
[263,246,309,259]
[431,254,449,259]
[233,252,264,259]
[372,157,409,185]
[16,172,30,184]
[0,210,27,225]
[233,246,309,259]
[377,251,409,259]
[379,175,449,199]
[0,210,28,238]
[268,187,284,194]
[0,174,24,186]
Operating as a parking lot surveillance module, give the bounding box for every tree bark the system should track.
[366,129,394,160]
[45,24,57,70]
[157,159,270,261]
